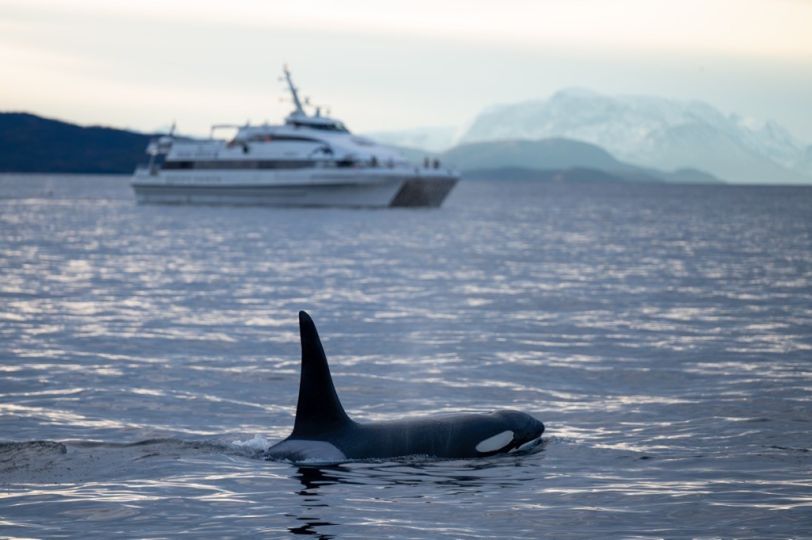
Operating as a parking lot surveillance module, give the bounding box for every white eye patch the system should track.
[475,430,514,453]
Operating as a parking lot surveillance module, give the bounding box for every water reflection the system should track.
[288,467,343,538]
[285,449,547,537]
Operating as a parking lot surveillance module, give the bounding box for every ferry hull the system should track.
[131,172,457,208]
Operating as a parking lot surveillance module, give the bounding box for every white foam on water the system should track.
[231,435,271,451]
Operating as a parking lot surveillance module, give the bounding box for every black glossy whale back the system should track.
[292,311,352,437]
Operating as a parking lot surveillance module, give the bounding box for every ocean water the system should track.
[1,174,811,538]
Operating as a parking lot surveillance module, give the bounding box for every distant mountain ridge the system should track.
[458,89,811,184]
[439,138,722,184]
[0,113,152,174]
[368,90,812,184]
[367,126,457,153]
[442,138,617,170]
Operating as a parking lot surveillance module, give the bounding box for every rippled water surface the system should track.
[1,174,811,538]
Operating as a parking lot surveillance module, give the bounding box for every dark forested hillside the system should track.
[0,113,151,173]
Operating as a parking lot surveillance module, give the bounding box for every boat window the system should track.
[242,135,324,144]
[162,159,320,170]
[292,121,349,133]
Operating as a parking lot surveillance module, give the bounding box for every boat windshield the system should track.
[292,121,349,133]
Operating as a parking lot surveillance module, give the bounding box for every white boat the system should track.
[131,67,458,208]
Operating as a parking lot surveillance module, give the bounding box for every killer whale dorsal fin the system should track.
[292,311,351,437]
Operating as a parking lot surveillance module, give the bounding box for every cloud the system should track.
[3,0,812,57]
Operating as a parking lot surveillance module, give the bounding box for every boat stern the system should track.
[389,174,458,208]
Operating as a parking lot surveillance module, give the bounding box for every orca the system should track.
[264,311,545,463]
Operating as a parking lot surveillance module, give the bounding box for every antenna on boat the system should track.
[282,64,305,115]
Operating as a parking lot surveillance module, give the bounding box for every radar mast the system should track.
[283,65,305,115]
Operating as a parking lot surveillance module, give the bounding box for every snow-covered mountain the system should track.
[365,126,457,153]
[458,89,811,184]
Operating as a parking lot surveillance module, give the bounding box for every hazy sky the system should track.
[2,0,811,140]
